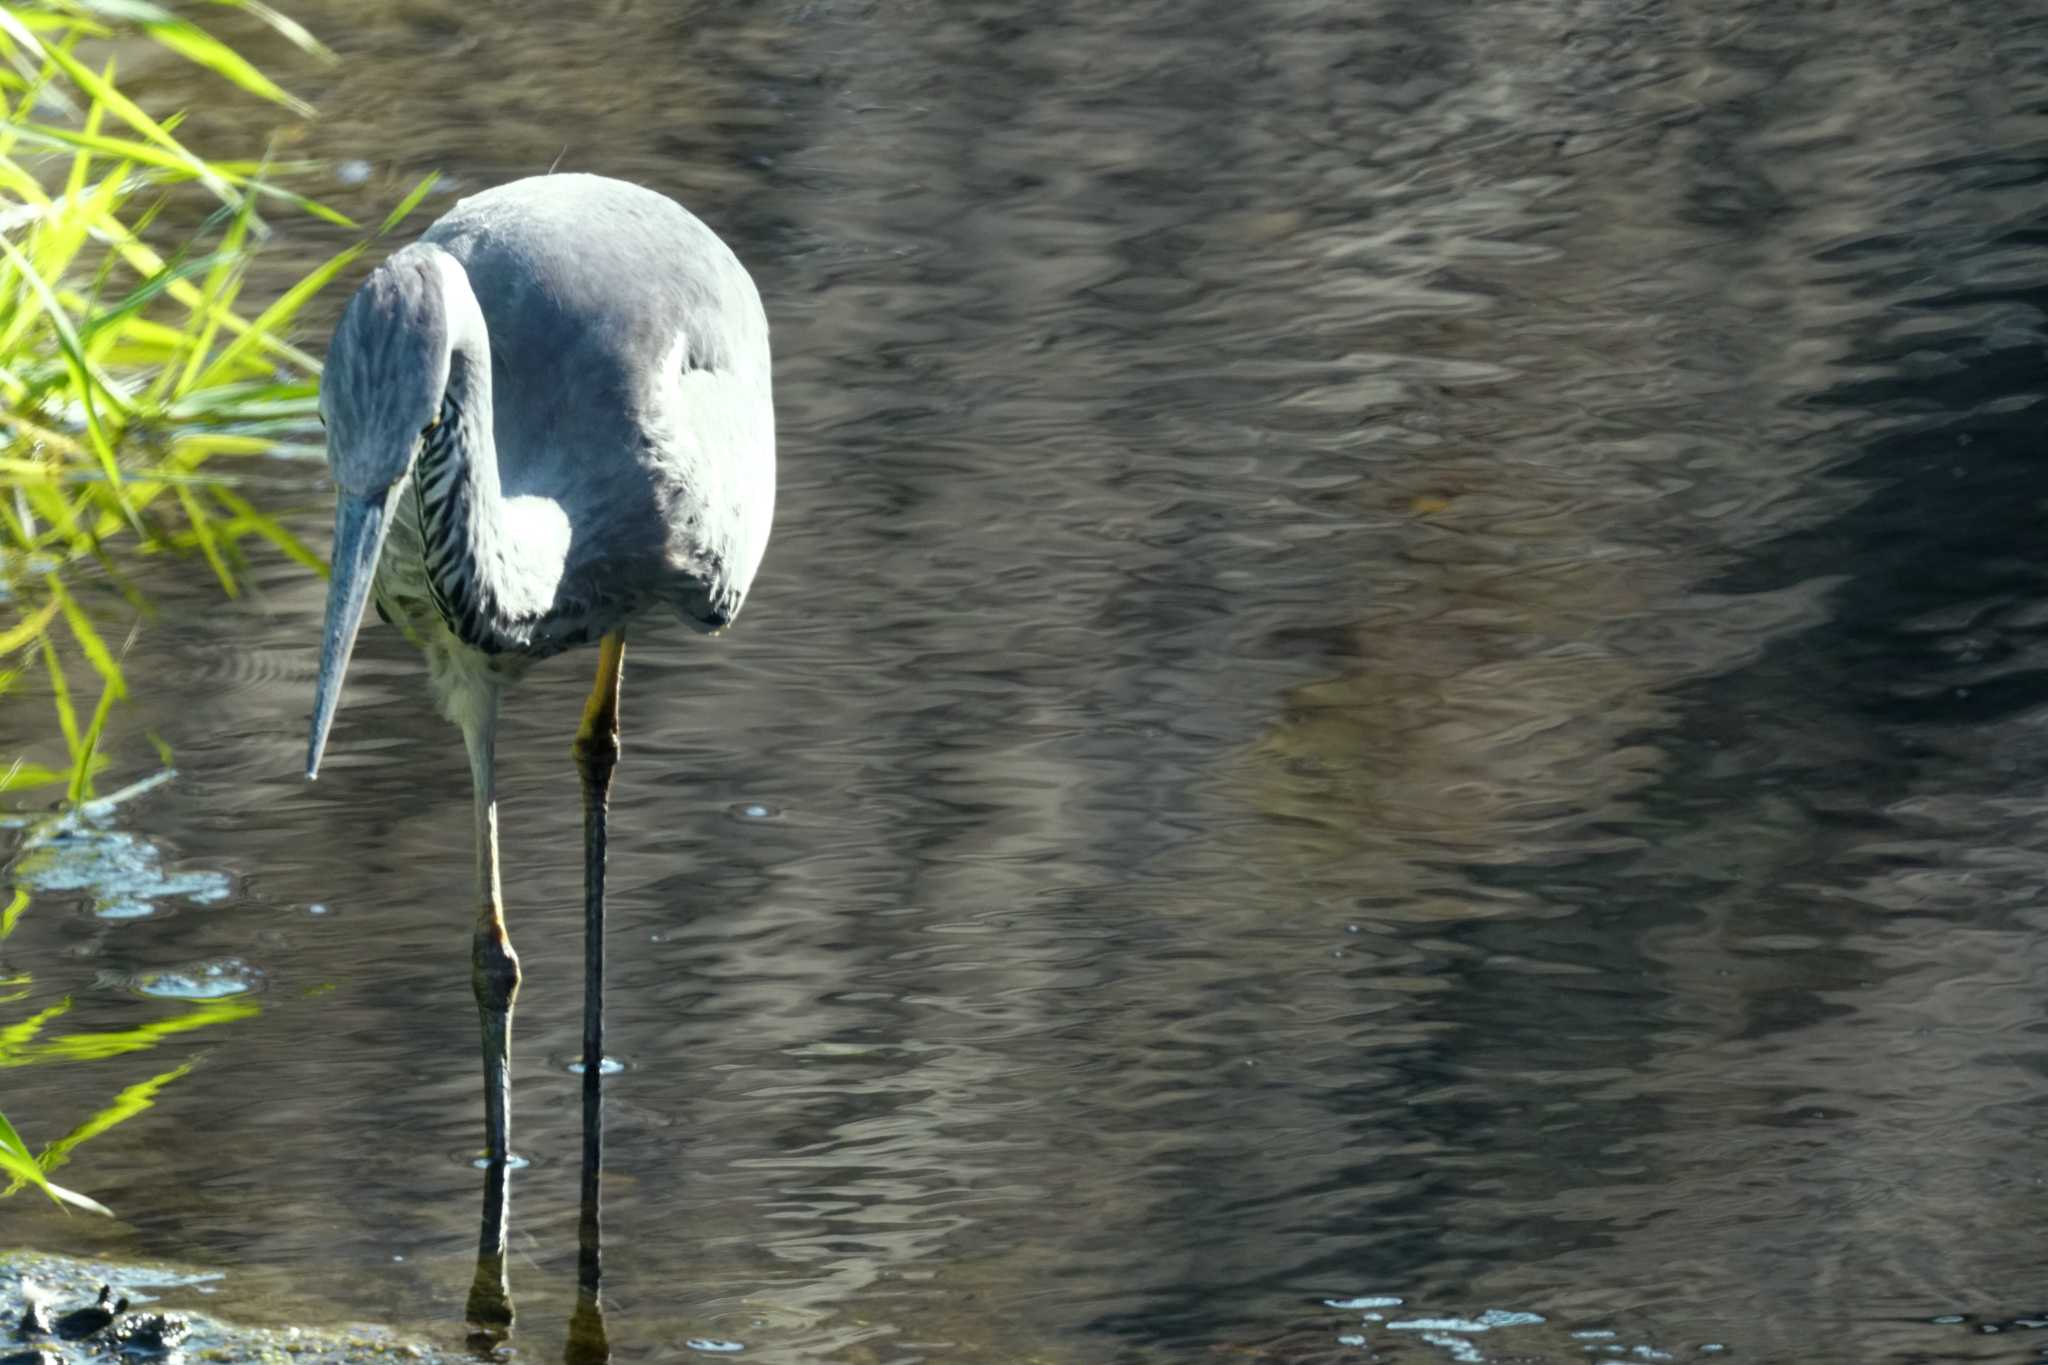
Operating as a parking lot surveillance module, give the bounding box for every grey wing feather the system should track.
[421,174,775,638]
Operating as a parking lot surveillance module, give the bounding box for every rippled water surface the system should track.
[7,1,2048,1361]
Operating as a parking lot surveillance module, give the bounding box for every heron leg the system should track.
[570,631,625,1324]
[462,693,518,1339]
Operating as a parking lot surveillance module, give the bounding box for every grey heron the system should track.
[304,173,773,1338]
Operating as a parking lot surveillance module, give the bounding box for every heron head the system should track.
[321,244,462,493]
[306,245,479,779]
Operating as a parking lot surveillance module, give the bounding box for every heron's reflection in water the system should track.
[460,1066,612,1365]
[464,1150,514,1357]
[564,1040,611,1365]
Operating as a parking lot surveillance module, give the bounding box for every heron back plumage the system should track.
[417,174,776,644]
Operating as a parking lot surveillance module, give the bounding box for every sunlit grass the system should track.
[0,1105,111,1214]
[0,0,430,1214]
[0,0,435,806]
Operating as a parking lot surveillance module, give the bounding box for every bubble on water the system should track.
[1573,1330,1619,1340]
[1326,1296,1403,1309]
[685,1340,745,1354]
[465,1151,531,1171]
[335,159,373,185]
[1421,1331,1484,1364]
[96,900,159,921]
[1386,1310,1546,1334]
[566,1056,626,1076]
[1337,1335,1367,1347]
[16,814,230,922]
[308,903,330,916]
[727,802,780,821]
[133,958,264,999]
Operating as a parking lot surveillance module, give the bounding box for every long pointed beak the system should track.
[306,490,395,780]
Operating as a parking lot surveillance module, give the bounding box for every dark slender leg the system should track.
[565,632,624,1365]
[462,698,519,1343]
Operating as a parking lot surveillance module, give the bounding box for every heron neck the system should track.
[414,345,561,651]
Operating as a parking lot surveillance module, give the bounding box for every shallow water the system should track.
[6,0,2048,1361]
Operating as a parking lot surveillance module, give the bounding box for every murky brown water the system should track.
[7,0,2048,1361]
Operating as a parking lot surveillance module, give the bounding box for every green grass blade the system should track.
[0,1102,114,1215]
[193,239,362,389]
[66,671,119,803]
[256,184,352,228]
[174,481,235,593]
[1,996,257,1067]
[0,761,74,791]
[88,214,324,373]
[377,172,440,235]
[0,6,47,63]
[48,576,129,701]
[38,632,81,763]
[33,1059,193,1178]
[79,247,238,349]
[203,0,332,61]
[0,235,135,518]
[33,34,232,202]
[0,998,67,1064]
[210,484,322,573]
[171,181,261,398]
[140,20,312,115]
[0,598,58,655]
[6,127,343,225]
[59,55,108,204]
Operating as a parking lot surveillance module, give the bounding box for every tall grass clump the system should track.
[0,0,435,1212]
[0,0,433,803]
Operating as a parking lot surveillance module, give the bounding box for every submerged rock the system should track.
[14,1280,52,1338]
[104,1312,188,1353]
[2,1251,455,1364]
[52,1286,124,1341]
